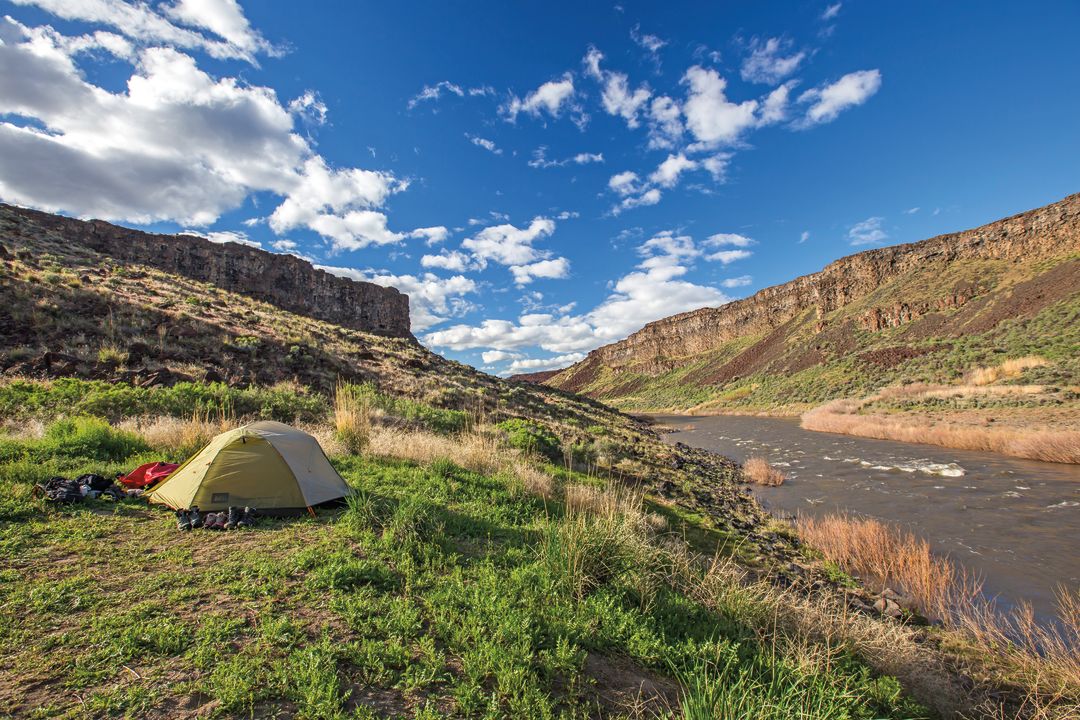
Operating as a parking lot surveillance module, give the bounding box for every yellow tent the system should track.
[148,421,350,511]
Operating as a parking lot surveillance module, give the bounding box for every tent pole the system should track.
[307,506,316,518]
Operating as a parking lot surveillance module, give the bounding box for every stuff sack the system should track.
[118,462,179,489]
[34,476,83,504]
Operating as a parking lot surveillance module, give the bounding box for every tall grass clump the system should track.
[334,381,371,455]
[967,356,1050,386]
[742,456,786,486]
[119,412,226,457]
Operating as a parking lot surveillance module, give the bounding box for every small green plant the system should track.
[497,418,561,461]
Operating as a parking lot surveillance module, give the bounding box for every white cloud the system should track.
[407,80,464,109]
[271,238,298,252]
[505,352,585,375]
[799,230,810,243]
[608,171,642,196]
[630,24,666,55]
[509,257,571,286]
[425,229,733,355]
[848,216,888,245]
[822,3,842,20]
[905,207,920,214]
[706,249,752,264]
[466,133,502,154]
[681,65,759,147]
[288,90,328,126]
[0,19,411,248]
[741,37,806,85]
[528,146,604,168]
[705,232,755,248]
[646,95,683,149]
[798,69,882,126]
[321,265,478,332]
[306,210,404,250]
[616,188,662,214]
[185,228,260,248]
[758,82,794,125]
[649,153,698,188]
[11,0,275,63]
[721,275,753,288]
[702,152,732,181]
[421,249,475,272]
[481,350,522,364]
[409,226,450,246]
[502,74,581,124]
[461,216,557,267]
[583,47,651,129]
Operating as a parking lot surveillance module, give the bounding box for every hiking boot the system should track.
[224,506,240,531]
[208,512,224,530]
[188,506,202,529]
[237,506,256,528]
[175,509,191,531]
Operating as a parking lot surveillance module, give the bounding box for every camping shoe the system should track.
[224,506,240,531]
[175,509,191,531]
[188,506,202,529]
[237,506,257,528]
[203,512,220,530]
[211,512,226,530]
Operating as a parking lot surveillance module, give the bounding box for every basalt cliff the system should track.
[0,203,411,338]
[544,193,1080,412]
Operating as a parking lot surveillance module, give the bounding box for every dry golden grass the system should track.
[119,413,227,456]
[795,512,1080,716]
[333,380,371,454]
[967,356,1050,386]
[802,402,1080,464]
[742,456,786,486]
[796,513,969,620]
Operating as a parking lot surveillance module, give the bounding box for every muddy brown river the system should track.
[654,414,1080,623]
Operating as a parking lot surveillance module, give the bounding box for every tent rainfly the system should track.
[148,421,350,512]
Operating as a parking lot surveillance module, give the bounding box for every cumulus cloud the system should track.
[505,352,585,375]
[797,69,882,126]
[461,216,557,267]
[421,249,475,272]
[466,133,502,154]
[0,14,411,252]
[705,232,755,248]
[646,95,684,149]
[409,226,450,246]
[721,275,753,288]
[630,24,666,55]
[11,0,276,63]
[822,3,842,20]
[681,65,759,147]
[758,82,794,125]
[481,350,522,364]
[509,257,571,286]
[424,229,741,356]
[321,265,478,331]
[799,230,811,243]
[741,37,806,85]
[583,47,651,128]
[848,216,888,245]
[502,74,584,127]
[649,153,697,188]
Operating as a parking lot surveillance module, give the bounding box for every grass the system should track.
[966,356,1051,386]
[796,513,1080,715]
[0,413,941,720]
[741,456,786,486]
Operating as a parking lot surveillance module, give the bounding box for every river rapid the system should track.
[653,414,1080,623]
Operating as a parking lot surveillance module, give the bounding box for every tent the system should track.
[148,421,350,511]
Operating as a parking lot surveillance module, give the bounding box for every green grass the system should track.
[0,420,929,719]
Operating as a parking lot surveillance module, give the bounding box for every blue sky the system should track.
[1,1,1078,375]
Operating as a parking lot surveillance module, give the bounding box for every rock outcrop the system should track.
[0,203,412,337]
[554,193,1080,382]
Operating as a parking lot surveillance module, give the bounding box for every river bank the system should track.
[652,413,1080,624]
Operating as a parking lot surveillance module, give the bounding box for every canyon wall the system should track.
[561,193,1080,378]
[0,204,412,337]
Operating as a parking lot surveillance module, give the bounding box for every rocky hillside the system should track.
[1,204,410,337]
[547,193,1080,412]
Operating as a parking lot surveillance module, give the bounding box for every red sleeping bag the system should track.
[118,462,179,489]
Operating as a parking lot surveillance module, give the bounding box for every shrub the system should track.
[40,416,150,462]
[334,381,370,455]
[497,418,561,462]
[742,456,786,486]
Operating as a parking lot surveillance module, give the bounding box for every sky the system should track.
[1,1,1078,376]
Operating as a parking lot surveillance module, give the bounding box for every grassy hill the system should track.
[1,208,1077,718]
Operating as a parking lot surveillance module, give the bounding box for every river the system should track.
[653,414,1080,622]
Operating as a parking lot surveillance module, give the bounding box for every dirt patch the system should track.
[950,258,1080,335]
[857,344,949,369]
[583,652,679,716]
[555,357,602,393]
[688,316,801,387]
